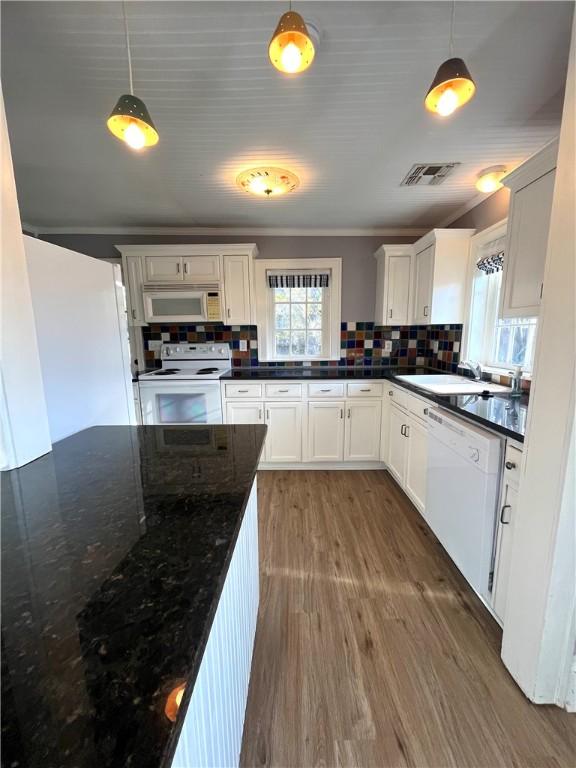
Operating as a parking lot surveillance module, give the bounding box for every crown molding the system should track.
[22,224,428,238]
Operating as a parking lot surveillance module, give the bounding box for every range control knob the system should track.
[469,447,480,463]
[210,346,216,352]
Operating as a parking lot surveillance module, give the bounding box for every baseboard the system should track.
[258,461,387,470]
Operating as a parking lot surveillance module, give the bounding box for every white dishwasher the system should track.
[425,407,503,603]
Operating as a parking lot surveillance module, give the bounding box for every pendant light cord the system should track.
[449,1,455,58]
[122,0,134,96]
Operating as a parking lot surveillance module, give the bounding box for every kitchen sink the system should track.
[394,374,511,395]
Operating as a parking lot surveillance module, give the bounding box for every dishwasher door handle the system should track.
[500,504,512,524]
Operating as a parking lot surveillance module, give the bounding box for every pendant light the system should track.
[425,2,476,117]
[107,2,158,150]
[269,2,315,75]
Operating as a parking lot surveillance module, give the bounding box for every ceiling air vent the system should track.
[400,162,460,186]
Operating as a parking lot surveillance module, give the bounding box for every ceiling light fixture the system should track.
[237,167,300,197]
[476,165,507,193]
[269,3,315,75]
[425,2,476,117]
[107,1,159,150]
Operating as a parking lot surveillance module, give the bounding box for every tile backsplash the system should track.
[142,322,463,371]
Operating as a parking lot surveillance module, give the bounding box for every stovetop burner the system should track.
[154,368,181,376]
[196,367,219,375]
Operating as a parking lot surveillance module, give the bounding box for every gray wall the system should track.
[40,233,416,321]
[449,187,510,231]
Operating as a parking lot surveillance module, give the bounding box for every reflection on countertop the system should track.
[436,393,528,441]
[1,424,266,768]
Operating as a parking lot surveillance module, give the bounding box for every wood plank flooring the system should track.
[240,470,575,768]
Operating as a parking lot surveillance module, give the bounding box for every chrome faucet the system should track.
[458,360,482,381]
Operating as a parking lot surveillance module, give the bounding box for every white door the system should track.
[413,245,434,324]
[126,255,146,325]
[144,255,183,282]
[404,415,428,513]
[492,481,518,622]
[223,254,251,324]
[388,404,408,484]
[265,402,302,462]
[387,254,412,325]
[307,401,345,462]
[225,401,264,425]
[501,169,556,317]
[344,400,382,462]
[182,255,221,283]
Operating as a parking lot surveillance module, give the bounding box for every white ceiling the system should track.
[1,1,573,231]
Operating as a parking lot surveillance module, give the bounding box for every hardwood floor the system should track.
[240,470,575,768]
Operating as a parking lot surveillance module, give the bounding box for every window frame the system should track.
[463,219,536,377]
[254,258,342,362]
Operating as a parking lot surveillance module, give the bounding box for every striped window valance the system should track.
[477,235,505,274]
[267,272,330,288]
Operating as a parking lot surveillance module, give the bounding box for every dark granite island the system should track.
[1,424,266,768]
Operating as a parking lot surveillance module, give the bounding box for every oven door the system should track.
[143,291,208,323]
[139,381,223,425]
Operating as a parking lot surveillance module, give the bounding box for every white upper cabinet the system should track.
[374,245,413,325]
[182,255,221,283]
[145,255,183,282]
[223,254,253,325]
[411,229,475,325]
[500,140,558,318]
[125,254,146,326]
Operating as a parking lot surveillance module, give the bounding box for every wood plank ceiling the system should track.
[1,1,573,230]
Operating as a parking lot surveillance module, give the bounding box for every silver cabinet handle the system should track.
[238,389,249,393]
[389,309,393,318]
[347,408,351,419]
[423,408,429,415]
[176,262,181,273]
[340,408,343,419]
[266,410,270,421]
[227,308,231,318]
[320,388,331,392]
[131,308,137,319]
[400,425,405,436]
[505,461,516,470]
[278,389,289,393]
[360,388,371,392]
[258,409,262,421]
[183,262,188,274]
[388,390,394,396]
[423,305,429,317]
[405,425,410,438]
[500,504,512,524]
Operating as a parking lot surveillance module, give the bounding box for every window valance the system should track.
[267,272,330,288]
[476,235,506,274]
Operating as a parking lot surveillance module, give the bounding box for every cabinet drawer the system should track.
[385,385,408,410]
[504,444,522,488]
[224,383,262,399]
[346,382,383,398]
[406,392,433,424]
[264,383,302,399]
[308,382,345,398]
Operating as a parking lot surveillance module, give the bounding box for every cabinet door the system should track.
[492,481,518,622]
[126,255,146,326]
[265,402,302,462]
[413,245,434,324]
[344,400,382,462]
[144,255,183,282]
[387,254,412,325]
[404,415,428,513]
[307,401,345,462]
[225,401,263,425]
[182,255,221,282]
[387,404,408,485]
[501,169,556,317]
[223,254,251,324]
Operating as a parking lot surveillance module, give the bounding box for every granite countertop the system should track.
[1,424,267,768]
[220,366,527,440]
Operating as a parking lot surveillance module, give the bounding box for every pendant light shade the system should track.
[107,2,158,150]
[269,10,315,74]
[425,57,476,117]
[107,94,159,149]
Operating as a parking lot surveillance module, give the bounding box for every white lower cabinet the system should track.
[307,401,345,462]
[225,401,263,425]
[387,402,428,513]
[404,416,428,513]
[344,400,382,461]
[264,402,303,462]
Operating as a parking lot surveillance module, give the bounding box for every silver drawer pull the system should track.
[360,388,371,392]
[320,388,331,392]
[500,504,512,524]
[278,389,289,393]
[238,389,249,393]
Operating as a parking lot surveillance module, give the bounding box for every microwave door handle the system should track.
[201,292,208,320]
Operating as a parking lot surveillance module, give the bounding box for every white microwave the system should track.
[143,289,222,323]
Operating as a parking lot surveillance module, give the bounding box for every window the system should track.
[466,224,537,373]
[272,285,327,358]
[254,259,342,362]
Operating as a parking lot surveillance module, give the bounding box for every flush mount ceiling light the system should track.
[107,1,159,150]
[237,167,300,197]
[425,2,476,117]
[476,165,508,193]
[269,4,316,75]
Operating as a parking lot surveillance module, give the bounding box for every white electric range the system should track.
[138,343,231,425]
